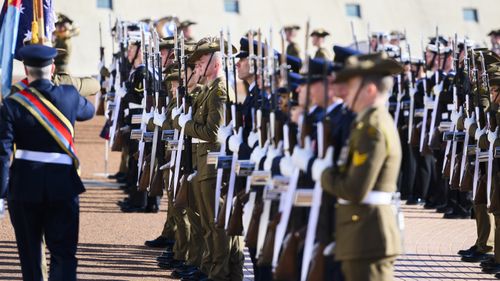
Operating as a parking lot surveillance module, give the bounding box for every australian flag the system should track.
[0,0,55,96]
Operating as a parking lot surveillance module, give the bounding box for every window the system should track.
[97,0,112,9]
[346,4,361,18]
[463,8,478,22]
[224,0,239,13]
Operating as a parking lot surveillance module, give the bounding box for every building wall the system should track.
[19,0,497,76]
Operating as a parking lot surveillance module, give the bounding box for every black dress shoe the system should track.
[156,252,174,262]
[481,256,496,268]
[158,259,184,269]
[423,202,437,209]
[121,205,146,213]
[406,198,424,205]
[181,277,212,281]
[145,236,173,248]
[443,211,470,219]
[108,172,125,179]
[482,263,500,274]
[458,245,477,256]
[171,267,200,279]
[436,205,453,213]
[461,252,492,262]
[145,205,159,213]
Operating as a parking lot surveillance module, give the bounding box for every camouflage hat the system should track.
[334,52,403,83]
[188,37,238,64]
[310,28,330,37]
[159,36,175,50]
[473,50,500,66]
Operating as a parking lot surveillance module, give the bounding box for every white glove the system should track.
[178,107,192,128]
[475,127,486,141]
[450,109,461,124]
[142,107,154,124]
[247,130,259,148]
[291,137,314,172]
[279,155,295,177]
[153,107,167,127]
[312,146,334,182]
[187,170,198,182]
[217,124,234,145]
[432,81,443,95]
[250,141,269,167]
[264,141,284,171]
[229,127,243,153]
[488,128,498,144]
[464,113,476,132]
[159,161,172,170]
[171,106,182,121]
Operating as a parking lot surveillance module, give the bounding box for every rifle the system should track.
[427,27,444,146]
[350,21,359,51]
[136,27,153,187]
[171,29,188,201]
[479,52,494,206]
[419,37,431,153]
[407,41,417,143]
[96,22,107,116]
[471,49,486,200]
[300,60,330,281]
[147,30,163,190]
[223,27,241,229]
[459,44,472,185]
[214,30,229,222]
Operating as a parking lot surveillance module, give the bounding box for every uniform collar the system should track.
[326,100,343,114]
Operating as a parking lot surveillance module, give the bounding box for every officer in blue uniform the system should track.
[0,44,94,281]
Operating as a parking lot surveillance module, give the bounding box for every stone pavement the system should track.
[0,111,498,281]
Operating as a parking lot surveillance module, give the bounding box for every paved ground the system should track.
[0,113,498,280]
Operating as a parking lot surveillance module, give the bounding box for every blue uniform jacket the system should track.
[0,79,95,201]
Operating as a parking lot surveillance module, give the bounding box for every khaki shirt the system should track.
[321,105,402,261]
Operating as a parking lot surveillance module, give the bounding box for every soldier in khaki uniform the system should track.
[53,13,80,74]
[311,28,331,60]
[284,25,301,58]
[474,69,500,276]
[312,52,403,281]
[173,37,243,281]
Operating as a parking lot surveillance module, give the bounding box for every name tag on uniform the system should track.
[441,112,449,120]
[251,171,271,186]
[207,152,221,165]
[272,175,290,192]
[131,114,142,125]
[447,104,454,111]
[142,131,154,142]
[161,130,175,141]
[130,129,142,140]
[293,189,314,207]
[236,160,255,176]
[166,140,179,151]
[403,110,409,117]
[216,155,232,169]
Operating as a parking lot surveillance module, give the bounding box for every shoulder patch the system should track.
[352,150,368,167]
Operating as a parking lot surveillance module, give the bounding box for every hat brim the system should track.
[334,60,403,83]
[188,44,238,64]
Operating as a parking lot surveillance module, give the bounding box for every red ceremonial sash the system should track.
[9,87,79,168]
